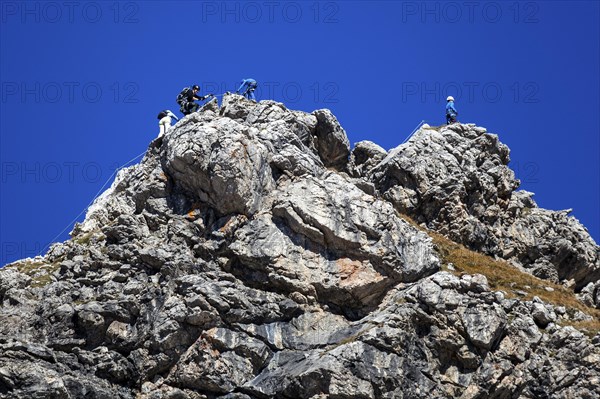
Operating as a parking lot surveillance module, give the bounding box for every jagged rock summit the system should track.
[1,94,599,399]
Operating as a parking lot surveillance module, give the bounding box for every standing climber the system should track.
[446,96,458,124]
[236,78,258,100]
[176,85,214,115]
[157,110,178,138]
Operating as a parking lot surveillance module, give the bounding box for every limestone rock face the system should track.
[1,96,598,398]
[369,123,600,292]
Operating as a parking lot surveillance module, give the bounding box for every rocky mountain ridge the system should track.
[1,94,599,398]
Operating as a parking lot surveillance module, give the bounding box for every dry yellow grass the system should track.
[11,258,60,288]
[398,213,600,335]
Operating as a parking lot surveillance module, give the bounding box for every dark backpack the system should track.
[157,110,169,120]
[176,87,191,105]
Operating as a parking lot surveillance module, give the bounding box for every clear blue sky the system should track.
[1,1,599,265]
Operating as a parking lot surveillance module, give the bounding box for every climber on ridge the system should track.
[177,85,214,116]
[236,78,258,100]
[157,110,178,138]
[446,96,458,124]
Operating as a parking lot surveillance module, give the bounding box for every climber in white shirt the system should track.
[157,110,178,138]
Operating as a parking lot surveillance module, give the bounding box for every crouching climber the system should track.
[157,110,178,138]
[236,78,258,100]
[176,85,215,115]
[446,96,458,124]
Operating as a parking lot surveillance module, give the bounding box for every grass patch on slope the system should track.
[398,213,600,335]
[11,258,60,288]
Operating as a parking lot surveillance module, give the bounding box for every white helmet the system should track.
[447,96,454,102]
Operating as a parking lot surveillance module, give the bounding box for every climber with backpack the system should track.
[446,96,458,124]
[236,78,258,101]
[157,110,178,138]
[176,85,215,116]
